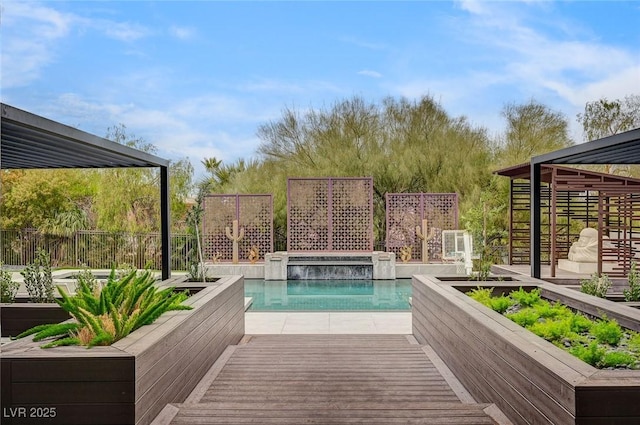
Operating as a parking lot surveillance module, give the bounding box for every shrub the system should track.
[591,317,623,346]
[489,295,514,313]
[533,301,570,319]
[601,351,637,369]
[529,319,572,343]
[581,273,611,298]
[570,341,605,366]
[624,261,640,302]
[568,313,593,333]
[467,287,493,306]
[20,249,55,303]
[75,267,99,294]
[15,269,192,348]
[629,333,640,351]
[510,287,541,307]
[1,263,19,303]
[506,308,540,327]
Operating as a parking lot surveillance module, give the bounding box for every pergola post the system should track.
[160,165,171,280]
[531,162,542,278]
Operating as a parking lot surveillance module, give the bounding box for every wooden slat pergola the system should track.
[496,163,640,278]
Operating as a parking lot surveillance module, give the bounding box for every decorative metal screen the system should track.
[385,193,458,262]
[287,178,374,251]
[202,194,273,262]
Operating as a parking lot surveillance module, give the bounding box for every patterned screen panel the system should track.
[288,178,373,251]
[202,194,273,262]
[385,193,458,262]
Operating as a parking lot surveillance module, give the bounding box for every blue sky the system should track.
[2,1,639,178]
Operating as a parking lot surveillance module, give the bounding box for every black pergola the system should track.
[0,103,172,279]
[530,127,640,278]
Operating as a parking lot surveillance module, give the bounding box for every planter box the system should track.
[412,275,640,425]
[1,302,71,338]
[1,275,245,425]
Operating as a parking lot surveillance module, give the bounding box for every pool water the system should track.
[245,279,412,311]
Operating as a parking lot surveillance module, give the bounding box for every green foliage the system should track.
[570,342,605,367]
[624,261,640,302]
[533,301,570,319]
[20,249,55,303]
[488,295,514,313]
[629,333,640,351]
[498,100,573,167]
[473,286,639,369]
[581,273,612,298]
[75,267,99,294]
[0,169,93,230]
[567,313,593,334]
[16,269,192,348]
[0,263,19,303]
[577,95,640,141]
[591,317,623,346]
[506,308,540,327]
[467,287,493,306]
[601,351,637,369]
[510,287,541,307]
[250,95,495,243]
[529,319,572,343]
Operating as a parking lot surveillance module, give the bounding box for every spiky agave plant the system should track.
[15,269,192,348]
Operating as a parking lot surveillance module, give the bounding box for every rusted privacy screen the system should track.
[386,193,458,262]
[202,194,273,262]
[287,178,374,251]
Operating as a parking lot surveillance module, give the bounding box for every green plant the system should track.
[580,273,612,298]
[629,333,640,351]
[567,313,593,333]
[510,287,541,307]
[529,319,572,343]
[15,269,192,348]
[591,316,623,346]
[75,267,99,294]
[506,308,540,327]
[488,295,514,313]
[533,300,570,319]
[467,287,493,306]
[570,341,605,366]
[1,263,19,303]
[20,249,55,303]
[601,351,637,368]
[624,261,640,302]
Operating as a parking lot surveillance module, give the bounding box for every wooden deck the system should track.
[155,335,506,425]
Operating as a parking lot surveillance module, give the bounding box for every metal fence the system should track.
[0,229,195,271]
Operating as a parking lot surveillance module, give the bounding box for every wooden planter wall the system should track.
[412,275,640,425]
[1,302,71,337]
[1,275,245,425]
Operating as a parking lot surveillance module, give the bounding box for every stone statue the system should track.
[568,228,598,263]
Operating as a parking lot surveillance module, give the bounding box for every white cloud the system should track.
[1,1,76,88]
[100,21,150,42]
[238,78,343,95]
[169,25,196,40]
[358,70,382,78]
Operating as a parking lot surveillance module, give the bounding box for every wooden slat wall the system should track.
[412,276,640,425]
[0,303,71,337]
[0,276,245,425]
[412,276,583,424]
[124,276,245,425]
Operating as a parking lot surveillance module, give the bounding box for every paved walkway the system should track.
[154,335,507,425]
[245,312,412,334]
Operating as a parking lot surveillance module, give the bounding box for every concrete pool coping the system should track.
[245,311,412,334]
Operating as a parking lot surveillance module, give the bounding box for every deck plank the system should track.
[164,335,502,425]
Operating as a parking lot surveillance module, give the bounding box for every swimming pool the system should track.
[245,279,411,311]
